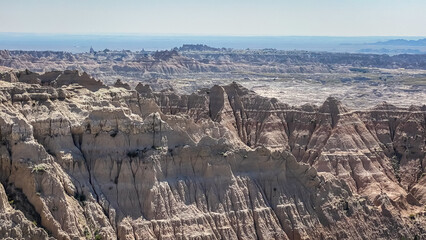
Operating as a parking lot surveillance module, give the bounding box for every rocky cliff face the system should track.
[0,71,424,239]
[150,82,426,204]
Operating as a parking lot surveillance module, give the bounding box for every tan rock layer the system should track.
[0,78,424,239]
[151,83,426,205]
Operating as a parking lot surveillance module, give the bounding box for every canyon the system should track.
[0,68,424,239]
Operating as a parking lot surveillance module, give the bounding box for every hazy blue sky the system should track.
[1,0,425,36]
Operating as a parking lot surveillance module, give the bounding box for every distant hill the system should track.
[177,44,223,52]
[373,38,426,46]
[358,48,423,54]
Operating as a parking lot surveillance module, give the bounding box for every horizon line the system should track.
[1,32,426,38]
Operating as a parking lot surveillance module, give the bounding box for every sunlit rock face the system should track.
[0,71,424,239]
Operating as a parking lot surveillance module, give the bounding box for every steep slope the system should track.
[0,183,49,239]
[146,82,426,208]
[0,73,424,239]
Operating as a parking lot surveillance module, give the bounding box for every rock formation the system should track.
[153,82,426,204]
[1,49,425,109]
[0,70,424,239]
[113,79,131,90]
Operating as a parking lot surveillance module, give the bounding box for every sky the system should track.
[1,0,426,36]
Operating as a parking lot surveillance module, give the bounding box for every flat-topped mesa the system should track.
[178,44,222,52]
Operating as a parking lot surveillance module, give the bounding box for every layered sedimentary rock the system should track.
[153,82,426,204]
[2,49,426,80]
[1,69,105,91]
[1,49,426,110]
[0,71,424,239]
[0,183,48,239]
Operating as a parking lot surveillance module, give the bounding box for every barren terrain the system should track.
[0,47,425,239]
[1,47,425,108]
[0,67,424,239]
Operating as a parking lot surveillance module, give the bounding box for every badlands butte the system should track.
[0,47,425,240]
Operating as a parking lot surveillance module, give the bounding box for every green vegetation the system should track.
[84,227,90,239]
[219,151,228,157]
[390,156,401,183]
[31,163,50,173]
[94,229,102,240]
